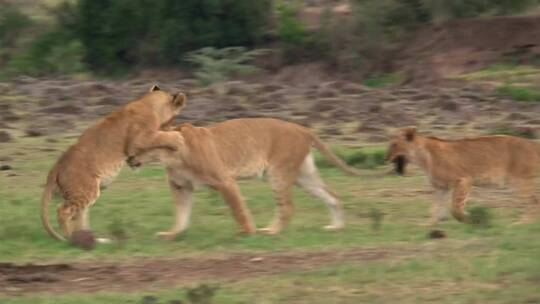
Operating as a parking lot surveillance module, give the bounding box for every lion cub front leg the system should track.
[429,188,450,225]
[451,178,472,223]
[216,180,256,235]
[156,181,194,240]
[129,130,183,157]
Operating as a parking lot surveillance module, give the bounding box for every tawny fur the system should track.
[128,118,359,238]
[41,86,187,241]
[386,127,540,224]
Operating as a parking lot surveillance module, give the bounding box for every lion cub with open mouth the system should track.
[386,127,540,225]
[127,118,359,238]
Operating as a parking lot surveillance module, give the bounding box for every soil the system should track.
[399,16,540,82]
[0,242,485,296]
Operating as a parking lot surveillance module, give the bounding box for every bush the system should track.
[489,126,536,139]
[317,148,387,170]
[277,3,307,45]
[425,0,538,21]
[363,72,406,87]
[369,208,385,231]
[5,29,86,77]
[71,0,272,72]
[185,47,267,86]
[186,284,219,304]
[468,205,492,228]
[495,85,540,102]
[0,4,32,48]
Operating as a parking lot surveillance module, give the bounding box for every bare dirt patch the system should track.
[0,242,486,296]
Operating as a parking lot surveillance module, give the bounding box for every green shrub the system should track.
[185,47,267,86]
[369,208,385,231]
[277,3,307,45]
[108,217,129,246]
[5,29,86,77]
[489,126,536,139]
[363,72,406,87]
[186,284,219,304]
[425,0,538,21]
[0,4,32,47]
[71,0,271,72]
[316,148,387,170]
[495,85,540,102]
[468,205,492,228]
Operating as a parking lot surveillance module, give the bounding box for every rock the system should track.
[427,229,447,239]
[366,134,388,143]
[259,83,284,93]
[323,127,342,136]
[432,98,460,112]
[368,105,382,113]
[25,128,44,137]
[341,83,368,94]
[96,96,122,105]
[318,89,338,98]
[506,112,530,120]
[312,98,342,112]
[0,131,12,143]
[41,104,83,115]
[527,119,540,125]
[1,111,20,122]
[322,80,346,90]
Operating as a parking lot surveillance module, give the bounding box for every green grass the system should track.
[363,72,406,88]
[495,84,540,102]
[1,136,540,303]
[454,64,540,82]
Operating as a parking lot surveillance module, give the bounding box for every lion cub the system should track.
[41,85,186,241]
[386,127,540,224]
[127,118,359,238]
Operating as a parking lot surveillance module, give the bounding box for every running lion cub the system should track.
[386,127,540,224]
[127,118,359,238]
[41,85,186,242]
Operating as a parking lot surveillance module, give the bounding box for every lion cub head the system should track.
[386,126,419,175]
[146,85,187,128]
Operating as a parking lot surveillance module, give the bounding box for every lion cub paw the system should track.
[96,237,112,244]
[155,231,180,240]
[257,227,280,235]
[323,224,344,231]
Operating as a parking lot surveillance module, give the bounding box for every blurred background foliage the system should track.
[0,0,539,79]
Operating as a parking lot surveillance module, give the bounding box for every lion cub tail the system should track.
[311,134,361,176]
[41,168,66,241]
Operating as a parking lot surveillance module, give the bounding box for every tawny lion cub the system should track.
[127,118,359,238]
[41,85,186,241]
[386,127,540,224]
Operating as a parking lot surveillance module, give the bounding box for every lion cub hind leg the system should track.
[451,178,472,223]
[259,168,297,235]
[296,154,344,231]
[510,177,540,224]
[217,180,257,235]
[57,200,94,239]
[156,182,194,240]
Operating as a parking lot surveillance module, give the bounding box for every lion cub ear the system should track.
[172,93,187,108]
[149,84,161,92]
[403,126,418,142]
